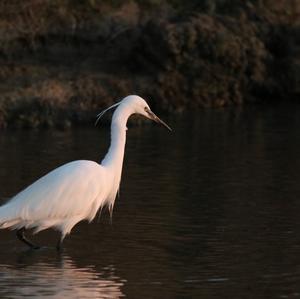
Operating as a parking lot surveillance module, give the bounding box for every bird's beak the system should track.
[148,110,172,131]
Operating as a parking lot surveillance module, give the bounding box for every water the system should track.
[0,104,300,298]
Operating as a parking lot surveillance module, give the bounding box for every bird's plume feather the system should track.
[95,101,122,126]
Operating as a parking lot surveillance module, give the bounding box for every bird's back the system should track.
[0,160,107,235]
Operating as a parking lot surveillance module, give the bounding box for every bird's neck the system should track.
[101,106,131,171]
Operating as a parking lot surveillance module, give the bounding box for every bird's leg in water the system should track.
[56,236,64,252]
[16,228,40,249]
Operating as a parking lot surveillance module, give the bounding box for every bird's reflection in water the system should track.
[0,251,125,298]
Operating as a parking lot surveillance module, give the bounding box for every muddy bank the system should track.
[0,1,299,128]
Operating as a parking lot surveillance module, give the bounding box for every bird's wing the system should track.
[1,160,106,225]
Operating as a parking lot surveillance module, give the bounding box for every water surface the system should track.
[0,104,300,298]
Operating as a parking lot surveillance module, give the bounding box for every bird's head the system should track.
[96,95,172,131]
[121,95,172,131]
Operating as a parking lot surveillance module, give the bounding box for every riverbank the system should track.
[0,1,299,128]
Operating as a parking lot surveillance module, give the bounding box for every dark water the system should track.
[0,104,300,298]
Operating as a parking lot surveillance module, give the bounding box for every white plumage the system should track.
[0,95,171,250]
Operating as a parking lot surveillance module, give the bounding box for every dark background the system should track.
[0,0,299,128]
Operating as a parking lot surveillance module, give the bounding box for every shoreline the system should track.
[0,1,299,128]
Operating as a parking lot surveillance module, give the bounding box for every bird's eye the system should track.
[144,107,150,113]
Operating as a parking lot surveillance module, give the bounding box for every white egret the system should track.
[0,95,171,250]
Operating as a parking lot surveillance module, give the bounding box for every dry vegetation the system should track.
[0,0,299,128]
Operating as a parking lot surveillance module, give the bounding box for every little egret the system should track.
[0,95,171,250]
